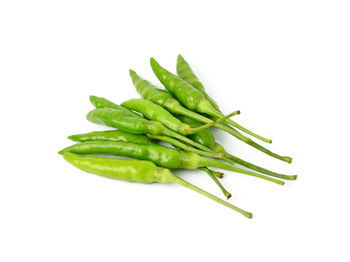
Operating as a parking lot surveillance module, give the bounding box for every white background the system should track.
[1,1,349,261]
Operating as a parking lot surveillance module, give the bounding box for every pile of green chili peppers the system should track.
[60,55,297,218]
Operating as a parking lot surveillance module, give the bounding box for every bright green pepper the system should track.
[176,54,277,144]
[129,69,243,139]
[66,130,230,195]
[59,141,284,185]
[62,152,253,218]
[150,57,292,164]
[86,106,221,159]
[121,98,239,135]
[88,96,233,158]
[176,54,220,111]
[68,130,152,144]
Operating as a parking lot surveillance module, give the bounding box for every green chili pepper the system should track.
[157,56,271,144]
[130,69,291,164]
[180,115,297,180]
[129,69,243,138]
[88,96,233,157]
[68,130,152,144]
[62,152,252,218]
[150,57,292,163]
[176,54,275,144]
[86,105,221,159]
[59,141,284,185]
[66,130,228,195]
[121,98,239,135]
[176,54,220,111]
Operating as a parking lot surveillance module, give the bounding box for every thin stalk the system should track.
[226,118,271,143]
[173,104,292,163]
[162,128,221,156]
[206,105,272,144]
[202,157,285,185]
[200,167,231,199]
[169,174,252,218]
[147,134,223,158]
[187,111,240,134]
[224,151,297,180]
[247,140,292,164]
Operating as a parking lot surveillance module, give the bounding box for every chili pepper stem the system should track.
[225,118,272,144]
[198,100,273,144]
[169,174,252,218]
[161,127,221,156]
[200,157,285,185]
[248,140,292,163]
[224,151,297,180]
[209,120,292,164]
[172,103,251,143]
[200,167,231,199]
[187,110,240,135]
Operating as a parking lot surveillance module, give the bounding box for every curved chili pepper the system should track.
[68,130,152,144]
[62,152,253,218]
[86,104,222,159]
[59,141,284,185]
[176,54,220,111]
[66,130,228,195]
[176,55,276,144]
[150,57,292,164]
[89,96,232,156]
[121,98,239,135]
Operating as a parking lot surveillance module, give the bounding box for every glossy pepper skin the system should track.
[129,69,179,111]
[90,96,144,119]
[121,98,192,135]
[68,130,152,144]
[121,98,236,135]
[150,58,292,163]
[179,116,297,181]
[63,152,172,183]
[177,55,279,145]
[62,152,253,218]
[88,96,225,158]
[129,69,250,141]
[86,106,222,159]
[87,107,149,134]
[59,141,285,185]
[61,141,183,169]
[176,54,220,111]
[151,57,214,114]
[66,131,226,186]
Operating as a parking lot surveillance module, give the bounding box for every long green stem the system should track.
[173,104,292,163]
[169,174,252,218]
[162,128,221,156]
[247,140,292,163]
[224,151,297,180]
[147,134,223,158]
[205,104,272,143]
[200,167,231,199]
[226,118,271,143]
[219,128,292,164]
[201,157,285,185]
[187,111,240,135]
